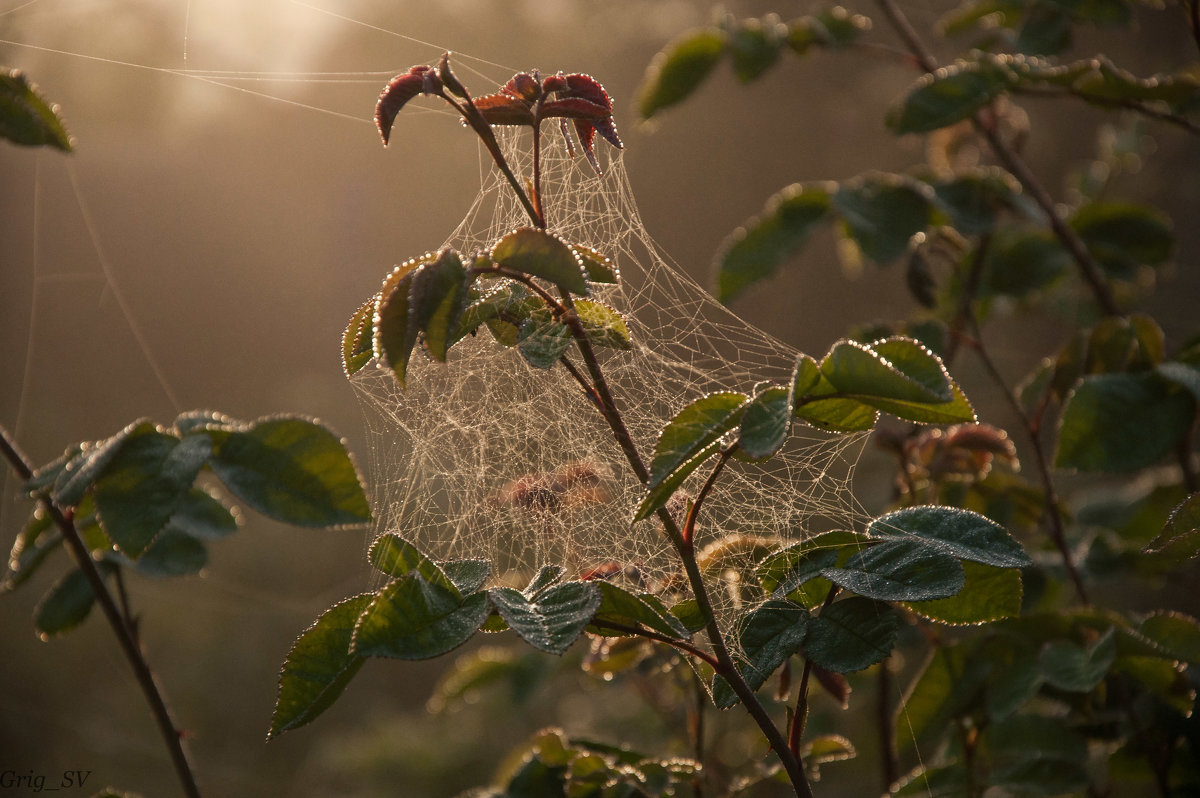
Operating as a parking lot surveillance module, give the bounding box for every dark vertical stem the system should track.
[690,672,707,798]
[532,123,546,229]
[555,291,813,797]
[965,327,1091,605]
[873,0,1121,317]
[0,426,203,798]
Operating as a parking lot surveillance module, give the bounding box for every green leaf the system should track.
[0,69,71,151]
[34,563,113,636]
[1016,5,1072,55]
[1138,612,1200,664]
[588,580,689,640]
[930,168,1019,236]
[342,297,376,377]
[524,565,566,596]
[738,384,794,460]
[1055,372,1195,472]
[166,487,238,540]
[634,392,750,521]
[794,394,879,432]
[890,763,967,797]
[833,176,933,263]
[867,505,1030,568]
[638,28,726,119]
[269,593,372,738]
[491,227,588,295]
[3,510,61,593]
[804,597,898,673]
[647,392,749,489]
[820,338,974,422]
[822,539,965,602]
[570,245,619,284]
[903,561,1023,625]
[133,529,208,577]
[896,643,991,752]
[373,256,430,386]
[887,56,1012,134]
[368,532,460,597]
[410,249,469,362]
[822,339,945,404]
[728,17,786,83]
[441,558,491,595]
[517,308,572,369]
[669,599,708,633]
[1071,202,1174,279]
[1146,492,1200,561]
[987,714,1089,795]
[981,227,1071,298]
[713,599,809,708]
[789,7,872,52]
[93,430,212,558]
[50,421,153,507]
[715,184,831,303]
[756,542,842,607]
[352,574,490,659]
[488,581,601,655]
[574,299,632,350]
[207,416,370,527]
[1039,627,1116,692]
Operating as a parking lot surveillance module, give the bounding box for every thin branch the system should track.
[873,0,1122,317]
[788,586,838,759]
[552,289,814,797]
[588,619,721,670]
[0,426,203,798]
[960,329,1091,604]
[683,448,733,547]
[1013,85,1200,137]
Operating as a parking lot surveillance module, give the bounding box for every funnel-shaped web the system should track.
[351,129,870,623]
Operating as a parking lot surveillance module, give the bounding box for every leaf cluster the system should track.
[9,413,370,637]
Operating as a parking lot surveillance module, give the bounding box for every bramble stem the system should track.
[0,426,203,798]
[552,289,814,798]
[873,0,1121,317]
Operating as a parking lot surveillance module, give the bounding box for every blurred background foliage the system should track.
[1,1,1197,795]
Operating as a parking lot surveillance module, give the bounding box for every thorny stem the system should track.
[873,0,1121,317]
[0,426,203,798]
[553,289,814,798]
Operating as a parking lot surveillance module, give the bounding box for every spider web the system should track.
[351,128,871,623]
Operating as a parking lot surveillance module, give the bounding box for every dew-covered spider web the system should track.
[351,128,872,623]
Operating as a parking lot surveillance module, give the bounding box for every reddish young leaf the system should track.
[474,93,535,126]
[376,65,443,146]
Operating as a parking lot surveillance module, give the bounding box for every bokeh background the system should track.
[1,1,1195,795]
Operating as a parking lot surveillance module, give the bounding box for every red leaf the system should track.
[502,72,542,102]
[474,93,535,127]
[539,97,612,120]
[376,65,442,146]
